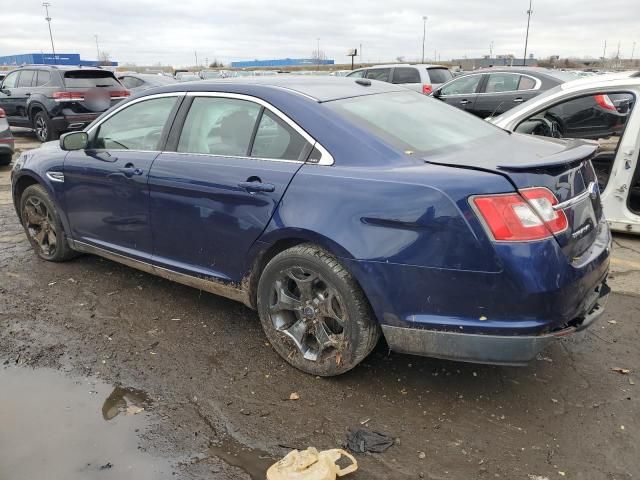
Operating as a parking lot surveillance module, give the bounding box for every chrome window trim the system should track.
[440,72,541,97]
[481,72,541,95]
[86,91,334,166]
[185,91,334,166]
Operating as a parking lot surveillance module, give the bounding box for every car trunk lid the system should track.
[423,133,603,259]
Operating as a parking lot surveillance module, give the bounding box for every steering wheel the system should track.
[532,117,563,138]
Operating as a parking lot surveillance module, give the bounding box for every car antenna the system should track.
[489,101,505,119]
[355,78,371,87]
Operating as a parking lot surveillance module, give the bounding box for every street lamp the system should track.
[421,16,427,63]
[42,2,57,64]
[522,0,533,66]
[94,35,100,63]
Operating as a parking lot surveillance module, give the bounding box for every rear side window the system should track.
[426,68,453,84]
[392,67,421,84]
[17,70,35,87]
[326,91,504,155]
[518,75,537,90]
[34,70,51,86]
[485,73,520,93]
[63,70,120,88]
[365,68,391,82]
[251,110,309,160]
[178,97,261,156]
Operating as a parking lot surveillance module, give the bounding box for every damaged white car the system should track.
[490,72,640,234]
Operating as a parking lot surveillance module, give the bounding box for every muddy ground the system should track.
[1,131,639,480]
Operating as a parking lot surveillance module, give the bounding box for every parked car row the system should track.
[0,65,130,142]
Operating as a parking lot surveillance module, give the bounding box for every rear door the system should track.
[148,94,313,282]
[473,72,527,118]
[63,94,182,260]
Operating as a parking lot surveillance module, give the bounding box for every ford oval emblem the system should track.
[588,181,599,200]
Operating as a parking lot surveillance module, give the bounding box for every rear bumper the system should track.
[0,139,14,156]
[52,113,100,131]
[382,281,610,366]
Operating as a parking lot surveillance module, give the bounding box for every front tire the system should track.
[20,184,76,262]
[33,111,58,142]
[257,244,380,376]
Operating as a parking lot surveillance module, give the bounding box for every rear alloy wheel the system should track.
[257,244,380,376]
[20,184,75,262]
[33,111,58,142]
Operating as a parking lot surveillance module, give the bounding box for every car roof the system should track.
[154,76,406,102]
[12,64,110,72]
[558,71,640,90]
[462,67,576,82]
[358,63,448,70]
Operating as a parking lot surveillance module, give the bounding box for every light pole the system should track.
[42,2,57,64]
[631,41,636,63]
[316,38,321,68]
[421,16,427,63]
[602,40,607,68]
[94,35,100,63]
[522,0,533,66]
[490,41,494,58]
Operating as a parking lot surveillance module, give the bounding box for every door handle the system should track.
[238,181,275,193]
[459,99,470,105]
[25,93,31,97]
[118,165,144,177]
[513,97,525,103]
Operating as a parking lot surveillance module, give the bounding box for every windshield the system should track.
[63,70,120,88]
[326,91,505,155]
[201,71,223,79]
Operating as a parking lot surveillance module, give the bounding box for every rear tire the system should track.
[33,111,58,143]
[19,184,76,262]
[257,244,380,376]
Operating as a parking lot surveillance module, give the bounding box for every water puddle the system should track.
[0,367,174,479]
[209,437,275,480]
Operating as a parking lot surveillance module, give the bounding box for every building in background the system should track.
[231,58,334,68]
[0,53,117,67]
[452,55,537,71]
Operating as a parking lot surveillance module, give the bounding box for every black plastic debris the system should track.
[346,428,394,453]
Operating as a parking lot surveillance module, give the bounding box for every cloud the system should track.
[0,0,637,66]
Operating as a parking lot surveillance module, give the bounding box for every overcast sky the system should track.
[1,0,638,67]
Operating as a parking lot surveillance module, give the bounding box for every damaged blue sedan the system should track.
[11,77,610,375]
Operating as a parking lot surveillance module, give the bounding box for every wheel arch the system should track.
[27,102,47,122]
[244,229,358,309]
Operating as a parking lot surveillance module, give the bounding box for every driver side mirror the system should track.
[432,89,441,98]
[60,131,89,151]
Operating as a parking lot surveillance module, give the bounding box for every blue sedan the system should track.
[11,77,611,376]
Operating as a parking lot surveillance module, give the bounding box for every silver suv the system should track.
[347,64,453,94]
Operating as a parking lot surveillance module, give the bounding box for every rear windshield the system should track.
[63,70,120,88]
[325,91,505,155]
[427,68,453,84]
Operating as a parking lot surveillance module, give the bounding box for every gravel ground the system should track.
[1,132,639,480]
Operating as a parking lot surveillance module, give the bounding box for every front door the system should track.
[0,70,31,126]
[436,73,483,114]
[149,95,313,282]
[63,95,181,260]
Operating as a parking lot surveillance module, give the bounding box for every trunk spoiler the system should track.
[497,141,598,171]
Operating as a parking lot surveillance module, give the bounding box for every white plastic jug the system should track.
[266,447,358,480]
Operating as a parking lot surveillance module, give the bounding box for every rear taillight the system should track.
[472,187,568,242]
[0,108,5,118]
[53,91,85,102]
[422,84,433,94]
[594,94,616,111]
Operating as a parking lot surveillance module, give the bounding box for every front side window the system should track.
[485,73,520,93]
[365,68,391,82]
[440,75,481,95]
[327,91,504,155]
[178,97,261,156]
[93,97,178,150]
[17,70,35,88]
[1,71,19,88]
[392,67,421,84]
[251,110,309,160]
[347,70,365,78]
